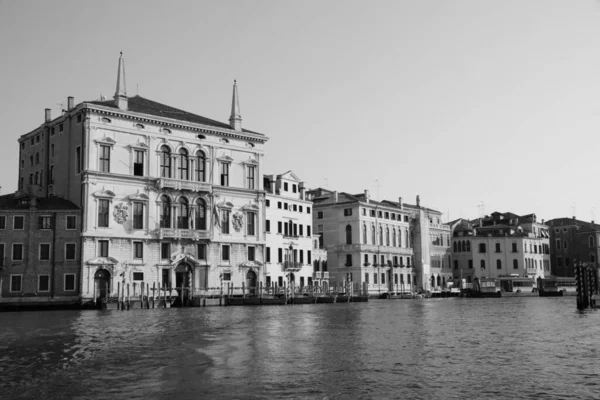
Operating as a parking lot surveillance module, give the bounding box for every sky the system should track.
[1,0,600,223]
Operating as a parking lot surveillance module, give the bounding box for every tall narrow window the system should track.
[99,145,110,173]
[220,163,229,186]
[247,166,256,189]
[362,224,367,244]
[49,165,55,184]
[386,228,390,246]
[160,146,171,178]
[160,195,171,228]
[98,199,109,227]
[178,149,189,180]
[247,212,256,235]
[133,202,144,229]
[379,227,383,246]
[196,151,206,182]
[177,198,189,229]
[133,150,144,176]
[98,240,108,257]
[346,224,352,245]
[222,209,230,234]
[195,199,207,230]
[76,146,81,173]
[371,225,376,245]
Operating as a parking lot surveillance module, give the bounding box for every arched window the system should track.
[195,198,207,230]
[159,195,171,228]
[405,229,409,248]
[160,146,171,178]
[178,149,189,180]
[379,227,383,246]
[590,236,596,248]
[386,228,390,246]
[458,241,462,252]
[453,241,457,252]
[393,229,397,247]
[496,259,502,270]
[513,259,518,269]
[345,224,352,245]
[362,224,367,244]
[480,260,486,270]
[534,259,538,270]
[196,151,206,182]
[177,197,189,229]
[591,253,596,263]
[466,241,471,252]
[437,276,441,286]
[398,230,402,247]
[371,225,376,245]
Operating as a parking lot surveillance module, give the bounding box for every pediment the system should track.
[95,137,116,146]
[278,170,302,182]
[217,155,233,163]
[93,189,116,198]
[171,253,200,267]
[240,260,263,268]
[129,141,149,150]
[243,158,259,166]
[217,201,234,209]
[129,193,149,201]
[241,203,259,211]
[87,256,119,265]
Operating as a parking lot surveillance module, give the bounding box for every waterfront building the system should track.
[450,212,550,290]
[16,54,268,304]
[311,233,329,290]
[546,217,600,277]
[0,190,81,307]
[307,189,451,295]
[263,171,316,291]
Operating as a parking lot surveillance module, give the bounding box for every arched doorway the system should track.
[175,263,191,306]
[246,270,257,295]
[94,269,111,307]
[430,275,435,289]
[437,275,441,287]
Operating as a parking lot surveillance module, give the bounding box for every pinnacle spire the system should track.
[114,51,128,110]
[229,79,242,131]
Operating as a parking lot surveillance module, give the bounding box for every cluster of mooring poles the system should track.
[109,282,191,310]
[575,262,599,310]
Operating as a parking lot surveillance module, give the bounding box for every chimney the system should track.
[44,108,51,122]
[398,197,403,210]
[67,96,74,110]
[364,189,369,203]
[334,191,338,203]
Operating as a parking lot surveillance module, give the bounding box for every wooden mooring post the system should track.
[576,263,599,310]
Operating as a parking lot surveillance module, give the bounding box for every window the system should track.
[37,216,51,229]
[99,145,110,172]
[38,275,50,292]
[299,205,303,212]
[14,216,24,230]
[292,184,297,193]
[222,209,230,234]
[133,272,144,281]
[0,243,3,266]
[344,208,352,216]
[308,250,311,264]
[307,226,311,236]
[512,242,517,253]
[196,151,206,182]
[479,243,486,253]
[133,150,144,176]
[177,198,189,229]
[247,212,256,236]
[160,146,172,177]
[346,254,352,266]
[284,203,288,210]
[480,260,486,270]
[77,114,82,124]
[513,259,518,269]
[454,260,458,269]
[266,247,271,262]
[196,199,207,230]
[284,182,288,191]
[29,155,33,166]
[51,144,55,157]
[0,216,5,229]
[40,244,50,261]
[278,248,283,263]
[266,199,270,207]
[374,273,378,284]
[59,123,64,132]
[381,273,385,284]
[248,246,255,261]
[317,211,323,219]
[496,259,502,270]
[12,244,23,261]
[98,199,109,227]
[64,274,76,291]
[161,243,171,259]
[266,220,271,232]
[299,225,304,236]
[133,241,143,259]
[590,236,596,248]
[247,166,256,189]
[35,152,40,164]
[307,207,311,214]
[495,243,501,253]
[346,224,352,244]
[293,204,297,212]
[49,165,55,183]
[133,202,144,229]
[160,195,171,228]
[222,273,231,281]
[98,240,108,257]
[178,149,189,180]
[197,244,207,260]
[10,275,22,292]
[277,202,282,209]
[277,221,282,234]
[222,245,230,261]
[468,260,473,269]
[65,243,76,260]
[220,162,229,186]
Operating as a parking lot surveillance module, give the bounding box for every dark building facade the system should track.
[546,217,600,277]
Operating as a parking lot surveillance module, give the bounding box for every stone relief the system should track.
[232,212,243,232]
[113,203,129,224]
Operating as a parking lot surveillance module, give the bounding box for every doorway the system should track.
[94,269,111,307]
[246,270,257,295]
[175,263,191,305]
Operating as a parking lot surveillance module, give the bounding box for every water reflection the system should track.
[2,298,600,399]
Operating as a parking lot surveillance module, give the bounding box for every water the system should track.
[1,298,599,399]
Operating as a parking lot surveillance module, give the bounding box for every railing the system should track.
[283,261,303,271]
[157,178,212,192]
[159,228,211,240]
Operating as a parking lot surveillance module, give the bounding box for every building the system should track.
[263,171,316,291]
[0,191,81,308]
[16,54,268,304]
[450,212,550,290]
[546,217,600,277]
[307,189,451,295]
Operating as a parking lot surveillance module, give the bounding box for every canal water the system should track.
[1,297,599,399]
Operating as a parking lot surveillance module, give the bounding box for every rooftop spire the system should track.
[114,51,128,110]
[229,79,242,131]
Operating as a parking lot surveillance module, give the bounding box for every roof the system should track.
[0,193,80,211]
[310,190,442,214]
[87,95,263,135]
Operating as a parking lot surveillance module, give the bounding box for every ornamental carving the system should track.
[232,212,243,232]
[113,203,129,224]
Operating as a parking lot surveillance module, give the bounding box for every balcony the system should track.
[283,261,303,271]
[157,178,211,192]
[159,228,211,240]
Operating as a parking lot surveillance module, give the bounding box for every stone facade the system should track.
[0,193,81,306]
[546,217,600,277]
